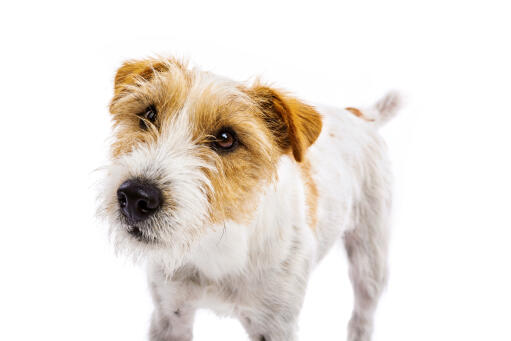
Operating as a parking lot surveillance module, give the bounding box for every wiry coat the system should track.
[99,57,400,341]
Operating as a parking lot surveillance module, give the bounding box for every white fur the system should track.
[98,113,215,273]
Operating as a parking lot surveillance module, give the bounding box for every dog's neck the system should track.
[176,155,310,281]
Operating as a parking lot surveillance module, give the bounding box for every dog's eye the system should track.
[213,129,238,152]
[139,105,157,130]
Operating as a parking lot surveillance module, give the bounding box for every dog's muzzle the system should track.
[117,179,162,223]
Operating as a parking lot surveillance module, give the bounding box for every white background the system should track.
[1,1,510,340]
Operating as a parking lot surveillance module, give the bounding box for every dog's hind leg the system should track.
[343,170,391,341]
[343,217,389,341]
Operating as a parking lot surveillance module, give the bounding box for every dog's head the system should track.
[98,57,322,269]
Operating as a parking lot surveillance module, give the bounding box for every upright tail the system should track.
[368,91,402,127]
[346,91,402,127]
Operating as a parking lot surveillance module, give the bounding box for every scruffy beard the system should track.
[104,212,195,276]
[96,127,215,275]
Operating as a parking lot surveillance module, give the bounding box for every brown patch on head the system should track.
[245,84,322,162]
[108,58,191,157]
[112,58,188,96]
[299,157,318,230]
[345,107,374,122]
[187,82,323,224]
[185,78,280,224]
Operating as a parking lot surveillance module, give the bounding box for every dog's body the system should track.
[100,58,399,341]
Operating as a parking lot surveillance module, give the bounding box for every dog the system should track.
[98,57,400,341]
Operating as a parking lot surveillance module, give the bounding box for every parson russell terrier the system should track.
[98,57,401,341]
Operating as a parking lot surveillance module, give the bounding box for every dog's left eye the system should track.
[213,129,238,152]
[138,105,157,130]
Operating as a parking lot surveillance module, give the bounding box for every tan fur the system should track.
[345,107,374,121]
[186,81,280,225]
[244,85,323,162]
[113,58,189,96]
[299,157,319,230]
[109,59,191,158]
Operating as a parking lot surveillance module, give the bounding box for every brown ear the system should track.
[247,85,322,162]
[113,59,170,95]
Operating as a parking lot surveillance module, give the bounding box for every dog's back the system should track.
[310,92,400,262]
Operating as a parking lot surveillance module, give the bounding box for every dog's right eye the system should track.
[138,105,157,130]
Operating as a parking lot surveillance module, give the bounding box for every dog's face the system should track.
[99,58,321,269]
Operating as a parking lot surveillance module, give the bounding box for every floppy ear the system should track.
[113,59,170,96]
[247,85,322,162]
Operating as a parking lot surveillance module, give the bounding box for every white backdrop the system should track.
[1,1,510,340]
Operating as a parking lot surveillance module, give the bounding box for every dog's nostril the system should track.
[117,179,162,223]
[137,199,151,213]
[117,192,128,208]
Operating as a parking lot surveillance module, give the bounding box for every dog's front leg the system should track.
[241,312,298,341]
[149,304,195,341]
[240,251,312,341]
[148,270,198,341]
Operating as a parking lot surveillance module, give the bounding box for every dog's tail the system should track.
[367,91,402,127]
[346,91,402,127]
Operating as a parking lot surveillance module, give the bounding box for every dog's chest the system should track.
[186,157,310,279]
[187,220,251,280]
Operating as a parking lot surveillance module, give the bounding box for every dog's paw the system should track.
[347,314,373,341]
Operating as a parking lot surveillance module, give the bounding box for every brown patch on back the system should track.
[299,157,318,230]
[345,107,374,121]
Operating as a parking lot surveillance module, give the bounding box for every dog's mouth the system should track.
[126,225,144,239]
[123,222,161,245]
[117,212,154,243]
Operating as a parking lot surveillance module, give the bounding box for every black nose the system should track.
[117,179,162,222]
